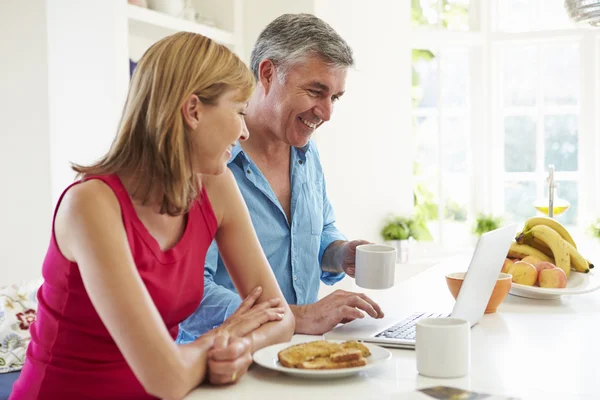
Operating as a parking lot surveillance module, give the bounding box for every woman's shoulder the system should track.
[200,170,238,224]
[60,177,121,219]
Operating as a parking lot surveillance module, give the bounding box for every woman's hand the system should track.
[215,286,285,341]
[206,334,253,385]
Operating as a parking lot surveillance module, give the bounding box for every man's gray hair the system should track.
[250,13,354,82]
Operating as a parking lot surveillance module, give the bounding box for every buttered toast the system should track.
[277,340,370,370]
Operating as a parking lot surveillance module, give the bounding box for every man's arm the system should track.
[321,240,345,273]
[318,174,348,279]
[318,175,370,277]
[178,241,242,342]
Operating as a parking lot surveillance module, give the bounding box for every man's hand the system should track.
[340,240,370,277]
[207,334,253,385]
[291,290,384,335]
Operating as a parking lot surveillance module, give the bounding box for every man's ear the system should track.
[258,59,277,95]
[181,94,203,129]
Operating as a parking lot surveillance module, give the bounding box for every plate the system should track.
[252,340,392,379]
[509,271,600,300]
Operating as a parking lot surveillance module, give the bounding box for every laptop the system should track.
[324,224,517,349]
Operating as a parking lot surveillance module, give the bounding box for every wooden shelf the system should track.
[127,4,234,45]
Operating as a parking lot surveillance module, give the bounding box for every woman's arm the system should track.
[203,171,295,352]
[55,180,212,400]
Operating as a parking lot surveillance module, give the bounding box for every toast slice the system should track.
[277,341,343,368]
[341,341,371,357]
[299,356,367,370]
[329,348,362,363]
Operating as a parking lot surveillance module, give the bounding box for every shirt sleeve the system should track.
[178,240,242,340]
[318,173,347,286]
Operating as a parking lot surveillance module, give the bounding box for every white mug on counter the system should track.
[416,317,470,378]
[355,244,396,289]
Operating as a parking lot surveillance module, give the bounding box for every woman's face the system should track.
[186,89,249,175]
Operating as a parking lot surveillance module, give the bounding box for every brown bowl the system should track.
[445,272,512,314]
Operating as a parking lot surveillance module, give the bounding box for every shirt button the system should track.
[246,169,251,174]
[293,275,297,281]
[298,160,303,165]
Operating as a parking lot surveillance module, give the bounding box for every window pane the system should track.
[544,115,578,172]
[441,0,470,31]
[413,49,438,108]
[412,0,439,27]
[442,117,469,173]
[504,181,537,222]
[504,116,536,172]
[441,49,469,107]
[415,116,439,177]
[443,174,470,221]
[503,46,537,107]
[496,0,536,32]
[542,45,579,106]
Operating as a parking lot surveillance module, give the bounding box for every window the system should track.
[412,0,477,247]
[411,0,600,247]
[498,42,580,226]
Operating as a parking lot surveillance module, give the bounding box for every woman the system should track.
[11,32,294,400]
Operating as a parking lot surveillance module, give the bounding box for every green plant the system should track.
[587,218,600,239]
[381,216,433,241]
[472,214,503,237]
[444,200,468,221]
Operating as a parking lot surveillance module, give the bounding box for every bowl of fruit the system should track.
[504,217,600,300]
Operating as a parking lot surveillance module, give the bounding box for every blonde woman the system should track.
[11,32,294,400]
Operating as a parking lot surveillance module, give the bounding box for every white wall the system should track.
[0,0,130,285]
[313,0,413,243]
[46,0,130,204]
[0,1,53,284]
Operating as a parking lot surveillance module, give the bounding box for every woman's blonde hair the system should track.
[74,32,255,215]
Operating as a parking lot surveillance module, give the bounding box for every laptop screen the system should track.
[451,224,517,326]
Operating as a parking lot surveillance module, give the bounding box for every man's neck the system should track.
[242,110,290,165]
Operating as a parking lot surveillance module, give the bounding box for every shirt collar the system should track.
[229,143,247,165]
[228,140,313,165]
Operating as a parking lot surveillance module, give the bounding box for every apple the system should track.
[535,261,557,274]
[508,261,538,286]
[538,267,567,288]
[501,258,515,274]
[521,255,543,267]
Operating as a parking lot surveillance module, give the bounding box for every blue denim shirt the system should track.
[177,141,346,341]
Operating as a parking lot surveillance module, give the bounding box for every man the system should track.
[179,13,383,340]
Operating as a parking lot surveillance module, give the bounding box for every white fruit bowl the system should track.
[509,271,600,300]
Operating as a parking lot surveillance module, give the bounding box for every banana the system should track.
[521,216,577,249]
[519,231,591,273]
[520,225,570,278]
[586,259,595,269]
[507,242,552,262]
[516,234,554,258]
[564,241,590,273]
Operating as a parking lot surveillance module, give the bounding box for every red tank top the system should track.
[11,175,217,399]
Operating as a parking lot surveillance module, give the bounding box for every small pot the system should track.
[389,239,410,263]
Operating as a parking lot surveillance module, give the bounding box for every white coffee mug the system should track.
[416,318,470,378]
[355,244,396,289]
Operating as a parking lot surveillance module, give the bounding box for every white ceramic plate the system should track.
[509,271,600,300]
[252,340,392,379]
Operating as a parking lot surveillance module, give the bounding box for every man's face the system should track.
[265,56,347,148]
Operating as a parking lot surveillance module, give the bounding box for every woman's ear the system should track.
[181,94,203,130]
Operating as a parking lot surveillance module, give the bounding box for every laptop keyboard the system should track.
[375,312,450,340]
